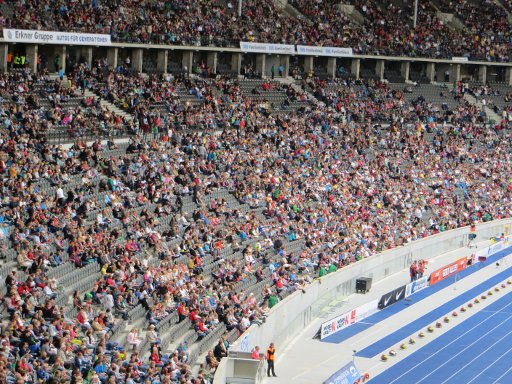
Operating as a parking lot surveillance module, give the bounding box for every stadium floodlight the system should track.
[413,0,418,28]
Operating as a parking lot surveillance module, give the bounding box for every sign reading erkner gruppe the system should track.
[323,361,361,384]
[239,41,295,55]
[3,29,112,46]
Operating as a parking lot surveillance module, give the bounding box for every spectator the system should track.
[126,328,142,350]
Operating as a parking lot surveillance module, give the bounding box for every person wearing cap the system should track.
[146,324,160,344]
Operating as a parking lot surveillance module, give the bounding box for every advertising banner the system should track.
[378,285,406,309]
[487,241,505,256]
[320,299,379,340]
[239,42,295,55]
[3,29,112,46]
[429,257,467,286]
[354,299,380,323]
[452,56,469,62]
[473,235,511,261]
[297,45,324,55]
[324,361,361,384]
[405,276,429,298]
[297,45,353,57]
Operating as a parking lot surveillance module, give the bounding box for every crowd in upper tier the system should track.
[0,51,512,384]
[0,0,511,61]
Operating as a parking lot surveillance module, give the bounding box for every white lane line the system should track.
[386,296,512,384]
[442,328,512,384]
[491,362,512,384]
[466,343,512,384]
[416,312,512,384]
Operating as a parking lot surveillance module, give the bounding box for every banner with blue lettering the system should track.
[323,362,361,384]
[3,29,112,46]
[405,276,429,298]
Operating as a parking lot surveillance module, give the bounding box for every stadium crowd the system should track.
[2,0,510,61]
[0,48,512,384]
[1,0,511,61]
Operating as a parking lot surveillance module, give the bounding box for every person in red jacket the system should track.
[409,261,418,282]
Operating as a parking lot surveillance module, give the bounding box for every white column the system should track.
[280,55,290,78]
[157,50,168,74]
[401,62,410,82]
[231,53,242,76]
[351,59,360,79]
[25,44,38,73]
[327,57,336,78]
[426,63,435,83]
[182,51,193,74]
[478,65,487,84]
[131,48,143,73]
[450,64,461,83]
[207,52,218,74]
[107,47,118,69]
[303,56,314,75]
[255,54,266,77]
[375,60,385,81]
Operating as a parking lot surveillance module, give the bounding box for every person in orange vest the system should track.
[6,52,12,69]
[266,342,277,377]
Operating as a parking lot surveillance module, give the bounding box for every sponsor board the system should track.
[405,276,429,298]
[297,45,353,57]
[355,299,380,323]
[473,235,511,260]
[320,299,379,340]
[324,361,361,384]
[239,335,250,352]
[452,56,469,62]
[487,241,505,256]
[429,257,467,286]
[3,29,111,46]
[239,42,295,55]
[378,285,406,309]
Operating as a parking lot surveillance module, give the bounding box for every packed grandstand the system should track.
[1,0,512,383]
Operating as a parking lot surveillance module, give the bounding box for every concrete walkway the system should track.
[261,239,512,384]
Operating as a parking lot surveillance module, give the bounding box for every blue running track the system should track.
[371,289,512,384]
[356,262,512,357]
[322,246,512,348]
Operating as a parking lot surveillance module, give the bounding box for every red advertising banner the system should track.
[429,257,467,286]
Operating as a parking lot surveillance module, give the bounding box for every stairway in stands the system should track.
[463,93,501,124]
[82,88,135,123]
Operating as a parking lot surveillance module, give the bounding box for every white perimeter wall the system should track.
[213,219,512,383]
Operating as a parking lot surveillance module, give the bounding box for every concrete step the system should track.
[166,328,196,354]
[463,93,501,124]
[83,89,134,122]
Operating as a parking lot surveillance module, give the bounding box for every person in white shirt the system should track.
[103,291,114,312]
[240,315,251,331]
[126,328,141,350]
[56,187,65,206]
